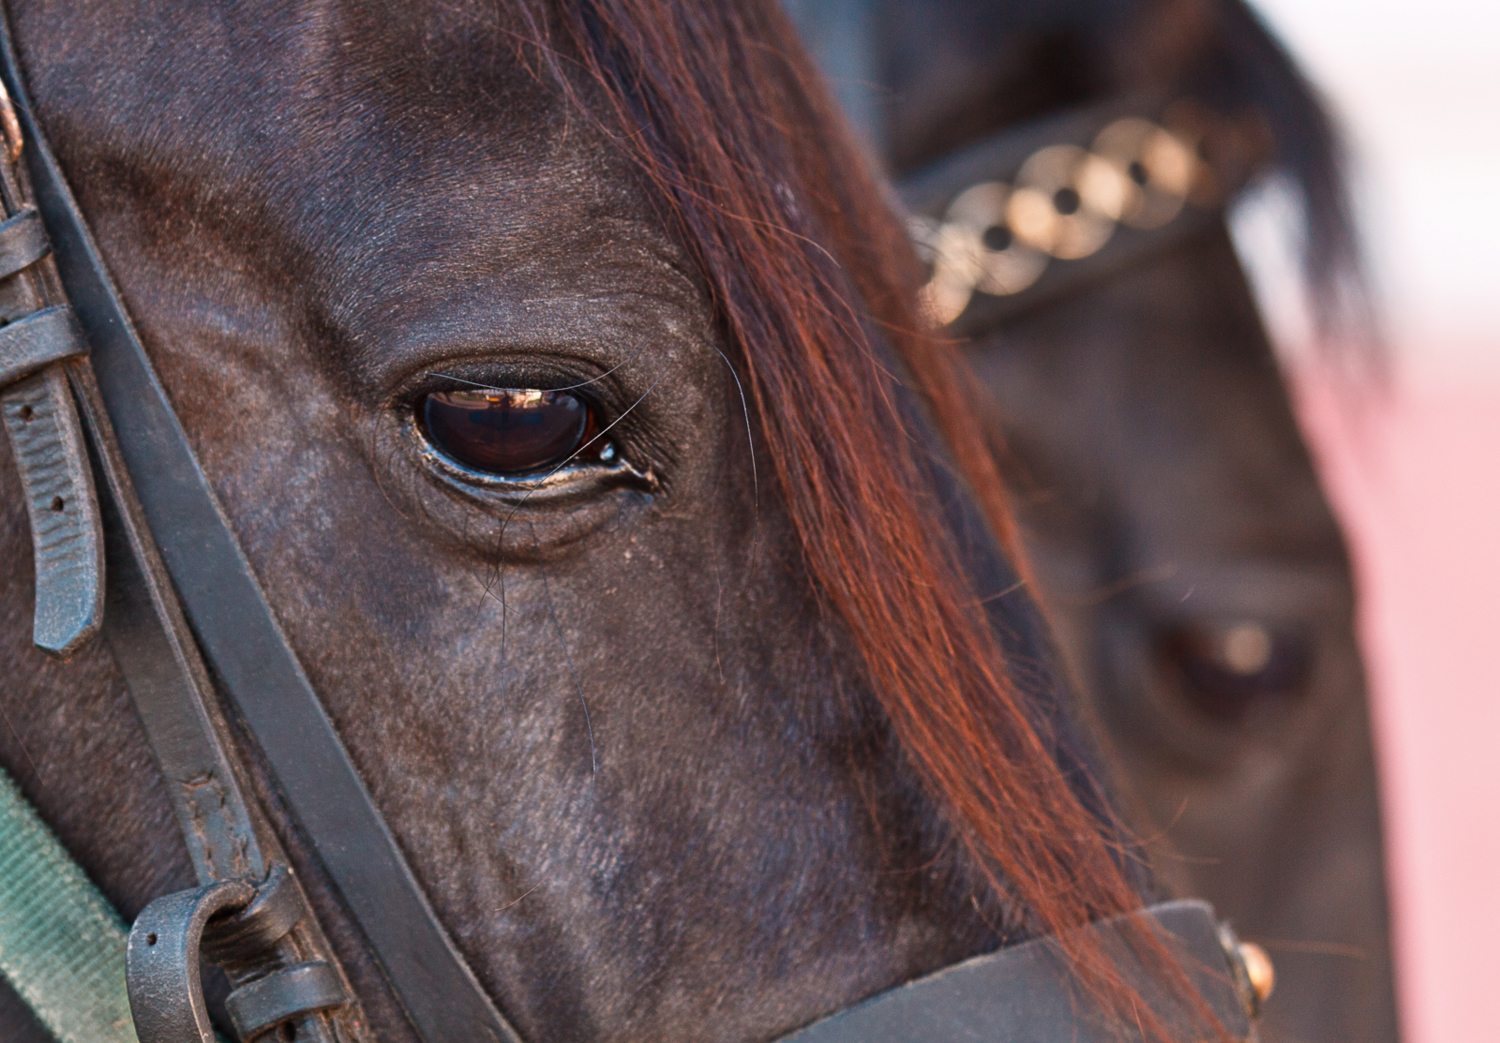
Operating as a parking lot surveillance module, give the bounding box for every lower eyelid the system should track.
[406,415,650,502]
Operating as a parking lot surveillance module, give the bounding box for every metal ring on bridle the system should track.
[1091,117,1198,229]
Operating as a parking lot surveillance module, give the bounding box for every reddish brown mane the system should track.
[516,1,1215,1035]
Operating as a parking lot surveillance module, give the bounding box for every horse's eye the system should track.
[420,389,594,475]
[1157,621,1310,723]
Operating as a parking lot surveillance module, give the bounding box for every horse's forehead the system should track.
[26,0,549,121]
[19,0,686,363]
[22,0,618,236]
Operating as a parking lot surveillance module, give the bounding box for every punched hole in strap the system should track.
[2,345,103,660]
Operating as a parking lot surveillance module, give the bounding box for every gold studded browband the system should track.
[898,95,1259,333]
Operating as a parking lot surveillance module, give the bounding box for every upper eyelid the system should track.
[422,345,647,394]
[394,356,637,412]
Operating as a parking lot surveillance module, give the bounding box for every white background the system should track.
[1242,0,1499,381]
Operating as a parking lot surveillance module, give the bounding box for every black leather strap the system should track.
[0,205,48,280]
[1,362,101,657]
[0,10,521,1043]
[74,363,268,883]
[0,195,101,663]
[54,147,357,1043]
[0,305,82,384]
[226,962,348,1040]
[774,901,1252,1043]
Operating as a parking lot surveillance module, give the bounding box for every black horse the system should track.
[0,2,1249,1042]
[787,1,1397,1041]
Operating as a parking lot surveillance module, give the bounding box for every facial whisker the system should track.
[530,520,597,783]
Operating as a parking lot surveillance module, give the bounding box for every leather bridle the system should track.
[898,95,1256,336]
[0,6,1260,1041]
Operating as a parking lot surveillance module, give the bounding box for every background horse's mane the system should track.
[1118,0,1373,350]
[510,0,1211,1033]
[1141,0,1365,341]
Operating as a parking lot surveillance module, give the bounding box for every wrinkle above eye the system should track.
[341,270,709,391]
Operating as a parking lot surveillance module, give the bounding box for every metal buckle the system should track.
[126,865,349,1043]
[128,877,256,1043]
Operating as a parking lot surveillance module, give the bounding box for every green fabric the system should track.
[0,765,138,1043]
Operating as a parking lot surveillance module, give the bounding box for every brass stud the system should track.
[0,78,21,164]
[1239,941,1276,1006]
[1092,117,1201,229]
[1008,144,1116,260]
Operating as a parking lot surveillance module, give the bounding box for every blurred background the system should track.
[1233,1,1499,1040]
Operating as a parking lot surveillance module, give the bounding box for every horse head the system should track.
[0,2,1190,1041]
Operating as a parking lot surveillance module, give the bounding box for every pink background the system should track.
[1292,373,1499,1043]
[1234,3,1498,1035]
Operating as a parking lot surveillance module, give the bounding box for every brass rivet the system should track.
[1239,942,1275,1005]
[0,79,21,164]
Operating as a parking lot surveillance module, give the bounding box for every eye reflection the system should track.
[420,388,596,476]
[1157,621,1311,723]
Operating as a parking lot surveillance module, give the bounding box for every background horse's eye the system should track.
[420,389,593,475]
[1157,621,1311,723]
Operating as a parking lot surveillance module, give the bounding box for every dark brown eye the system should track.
[420,388,595,475]
[1157,622,1310,723]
